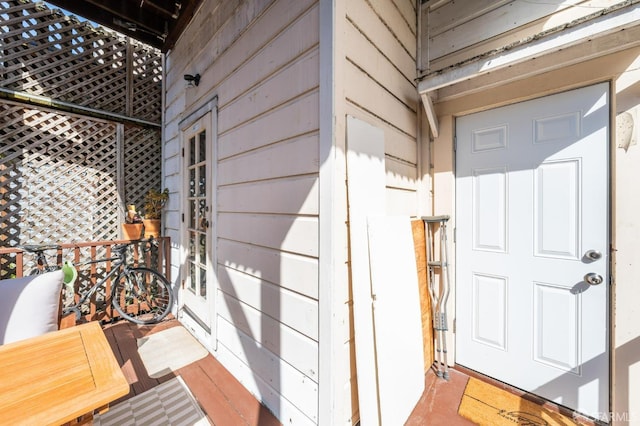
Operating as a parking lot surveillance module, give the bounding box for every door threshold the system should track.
[453,365,606,426]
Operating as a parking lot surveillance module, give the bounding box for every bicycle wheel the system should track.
[112,267,173,324]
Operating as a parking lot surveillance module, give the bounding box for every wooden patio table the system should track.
[0,321,129,425]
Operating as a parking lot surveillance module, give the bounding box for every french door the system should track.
[181,112,215,336]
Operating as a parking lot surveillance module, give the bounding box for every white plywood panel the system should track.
[218,50,319,133]
[367,216,425,425]
[217,291,318,379]
[473,167,507,252]
[218,134,319,185]
[217,318,319,420]
[218,239,319,300]
[473,273,508,351]
[534,160,580,259]
[533,282,580,373]
[218,175,319,215]
[217,213,318,257]
[218,265,318,340]
[218,91,319,159]
[347,115,385,426]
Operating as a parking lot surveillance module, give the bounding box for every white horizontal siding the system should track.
[166,0,320,424]
[216,320,318,419]
[425,0,623,72]
[218,239,318,299]
[217,133,319,185]
[218,49,319,134]
[218,175,319,215]
[218,213,318,257]
[346,0,415,80]
[218,90,319,160]
[217,291,318,379]
[218,265,318,340]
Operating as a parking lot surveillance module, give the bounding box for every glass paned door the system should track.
[182,114,212,327]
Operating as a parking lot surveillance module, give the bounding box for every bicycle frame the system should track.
[63,250,131,320]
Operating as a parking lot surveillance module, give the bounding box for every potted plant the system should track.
[122,204,143,240]
[142,188,169,238]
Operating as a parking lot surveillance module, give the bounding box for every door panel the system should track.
[455,83,609,419]
[182,113,214,330]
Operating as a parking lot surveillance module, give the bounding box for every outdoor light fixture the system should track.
[184,73,200,87]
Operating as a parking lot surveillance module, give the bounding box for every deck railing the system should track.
[0,237,171,323]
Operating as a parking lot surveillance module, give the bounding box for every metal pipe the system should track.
[0,87,161,128]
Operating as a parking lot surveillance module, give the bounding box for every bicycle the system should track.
[18,239,174,325]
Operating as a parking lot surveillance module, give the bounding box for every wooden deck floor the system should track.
[101,318,481,425]
[102,318,281,426]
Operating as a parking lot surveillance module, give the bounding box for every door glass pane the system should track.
[188,232,196,261]
[199,233,206,263]
[189,136,196,165]
[199,267,207,298]
[198,130,206,163]
[189,169,196,197]
[198,165,206,196]
[189,200,196,228]
[189,263,196,291]
[198,199,206,230]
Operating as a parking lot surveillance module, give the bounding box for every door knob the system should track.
[584,272,604,286]
[585,250,602,260]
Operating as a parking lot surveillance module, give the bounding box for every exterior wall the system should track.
[163,0,320,424]
[338,0,426,423]
[431,47,640,425]
[420,0,631,75]
[343,0,423,216]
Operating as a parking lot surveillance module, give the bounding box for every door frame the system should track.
[178,96,218,352]
[447,83,613,416]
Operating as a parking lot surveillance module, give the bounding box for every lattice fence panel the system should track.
[0,102,120,247]
[132,46,163,123]
[124,125,163,211]
[0,1,161,121]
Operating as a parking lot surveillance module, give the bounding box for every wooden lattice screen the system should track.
[0,1,163,256]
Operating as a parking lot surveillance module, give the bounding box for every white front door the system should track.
[181,112,215,337]
[455,83,609,419]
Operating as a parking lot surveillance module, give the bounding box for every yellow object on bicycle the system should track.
[62,261,77,288]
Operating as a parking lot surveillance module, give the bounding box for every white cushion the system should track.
[0,271,64,345]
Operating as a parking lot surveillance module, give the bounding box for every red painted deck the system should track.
[102,318,281,426]
[105,317,588,425]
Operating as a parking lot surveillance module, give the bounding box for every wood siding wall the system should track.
[421,0,630,75]
[345,0,420,215]
[340,0,421,423]
[164,1,320,424]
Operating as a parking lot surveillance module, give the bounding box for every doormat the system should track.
[94,376,210,425]
[458,377,581,426]
[137,326,209,378]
